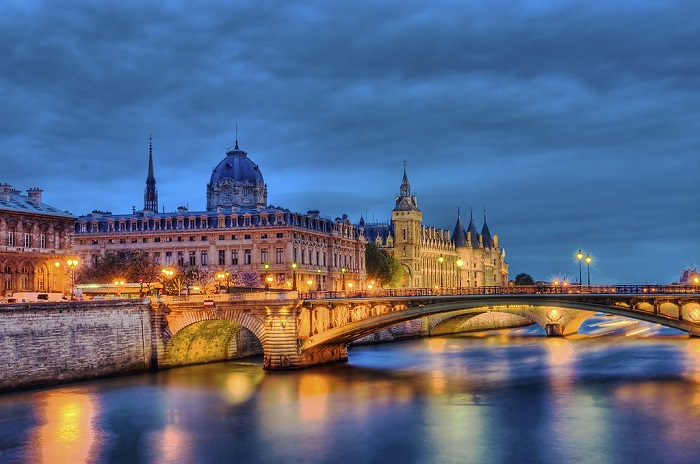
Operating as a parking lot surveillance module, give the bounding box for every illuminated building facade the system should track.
[0,184,77,297]
[73,139,366,291]
[361,166,508,288]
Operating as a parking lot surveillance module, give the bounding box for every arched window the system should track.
[37,267,45,291]
[3,267,12,291]
[21,267,30,290]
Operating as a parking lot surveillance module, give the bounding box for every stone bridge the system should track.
[154,285,700,370]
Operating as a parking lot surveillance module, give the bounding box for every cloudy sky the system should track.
[2,0,699,284]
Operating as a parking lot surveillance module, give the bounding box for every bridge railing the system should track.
[299,284,700,300]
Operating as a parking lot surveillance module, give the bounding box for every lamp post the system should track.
[306,279,313,291]
[114,279,125,298]
[264,263,270,290]
[576,250,584,287]
[438,254,444,289]
[216,271,226,293]
[456,258,463,289]
[161,268,174,296]
[291,262,297,291]
[317,267,322,291]
[585,254,592,286]
[51,261,60,292]
[66,259,79,300]
[341,267,346,291]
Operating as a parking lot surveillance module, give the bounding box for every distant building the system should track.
[0,184,77,297]
[73,138,367,291]
[360,165,508,288]
[680,268,699,285]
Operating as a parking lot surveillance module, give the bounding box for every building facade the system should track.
[73,139,367,292]
[361,166,508,289]
[0,184,77,297]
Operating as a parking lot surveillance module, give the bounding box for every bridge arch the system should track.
[161,306,267,368]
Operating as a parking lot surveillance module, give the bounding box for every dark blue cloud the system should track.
[1,0,698,283]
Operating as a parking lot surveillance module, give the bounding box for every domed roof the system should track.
[206,140,268,211]
[209,141,264,186]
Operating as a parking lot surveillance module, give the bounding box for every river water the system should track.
[2,317,700,464]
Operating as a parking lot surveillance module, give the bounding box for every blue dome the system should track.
[206,141,268,211]
[210,144,264,185]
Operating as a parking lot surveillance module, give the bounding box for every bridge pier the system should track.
[544,323,563,337]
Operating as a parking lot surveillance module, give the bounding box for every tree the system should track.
[514,273,535,286]
[388,257,405,287]
[365,242,392,286]
[77,251,159,285]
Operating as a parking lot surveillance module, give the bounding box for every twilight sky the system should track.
[2,0,699,284]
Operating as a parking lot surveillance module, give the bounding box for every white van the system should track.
[10,292,67,302]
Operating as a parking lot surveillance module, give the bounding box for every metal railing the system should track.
[299,284,700,300]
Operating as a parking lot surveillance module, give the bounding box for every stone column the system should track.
[544,323,563,337]
[262,306,303,370]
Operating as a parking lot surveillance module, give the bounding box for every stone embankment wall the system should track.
[0,300,153,392]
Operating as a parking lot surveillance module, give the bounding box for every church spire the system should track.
[400,160,411,197]
[144,134,158,212]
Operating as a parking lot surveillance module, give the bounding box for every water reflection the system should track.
[31,391,100,464]
[4,331,700,462]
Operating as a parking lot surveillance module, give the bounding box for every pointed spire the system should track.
[467,207,480,248]
[144,134,158,212]
[481,205,493,248]
[393,161,420,212]
[400,160,411,197]
[235,123,239,150]
[453,208,468,248]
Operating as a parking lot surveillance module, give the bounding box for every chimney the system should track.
[0,184,12,202]
[27,188,43,206]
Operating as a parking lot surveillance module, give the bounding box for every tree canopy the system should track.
[513,273,535,285]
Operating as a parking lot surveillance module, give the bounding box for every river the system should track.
[2,316,700,463]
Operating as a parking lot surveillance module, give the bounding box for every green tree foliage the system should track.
[514,273,535,285]
[77,251,160,285]
[388,257,405,287]
[365,242,392,286]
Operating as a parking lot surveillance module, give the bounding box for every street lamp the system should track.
[291,262,297,291]
[114,279,125,298]
[306,278,313,290]
[438,254,444,289]
[161,268,174,295]
[585,254,592,286]
[576,250,584,287]
[216,271,230,293]
[51,261,60,293]
[264,263,270,290]
[341,267,346,291]
[66,259,79,300]
[456,258,463,289]
[317,267,322,291]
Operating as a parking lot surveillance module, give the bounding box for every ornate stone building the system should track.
[0,184,77,297]
[73,138,367,292]
[361,166,508,288]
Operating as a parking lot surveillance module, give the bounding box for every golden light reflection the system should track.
[33,392,99,464]
[544,338,575,366]
[224,371,264,404]
[683,338,700,383]
[430,371,446,394]
[150,426,191,464]
[299,374,330,422]
[427,338,447,352]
